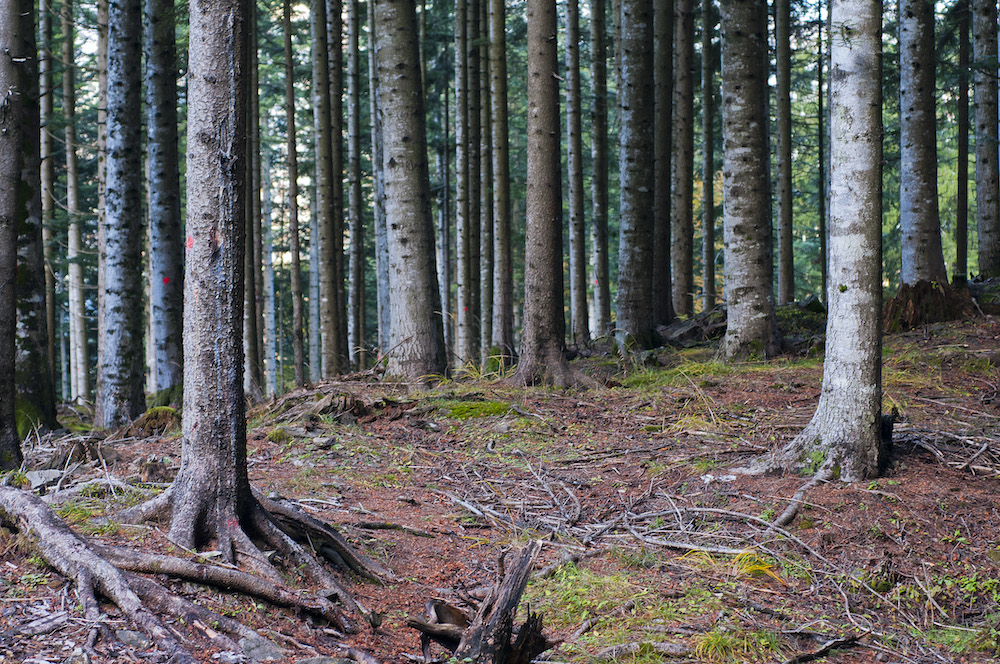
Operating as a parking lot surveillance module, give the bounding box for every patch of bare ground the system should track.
[1,317,998,663]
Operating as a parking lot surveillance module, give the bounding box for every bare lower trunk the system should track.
[973,0,1000,276]
[479,1,494,368]
[455,0,474,368]
[775,0,794,304]
[490,0,514,361]
[40,0,57,397]
[347,0,366,371]
[701,0,716,310]
[590,0,610,338]
[652,0,673,325]
[566,0,589,348]
[312,0,334,382]
[671,0,695,318]
[286,0,305,387]
[262,153,278,398]
[955,0,969,285]
[369,0,390,353]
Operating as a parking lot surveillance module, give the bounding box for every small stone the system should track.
[62,648,90,664]
[115,629,151,650]
[238,637,285,662]
[294,658,352,664]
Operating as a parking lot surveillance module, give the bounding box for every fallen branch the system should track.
[780,632,864,664]
[593,641,690,659]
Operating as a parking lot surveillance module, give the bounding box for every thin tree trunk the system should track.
[369,0,390,354]
[775,0,794,304]
[455,0,473,368]
[955,0,969,285]
[972,0,999,276]
[347,0,365,371]
[467,0,482,366]
[286,0,305,387]
[566,0,589,348]
[437,77,453,363]
[314,0,335,382]
[489,0,514,362]
[616,0,656,350]
[374,0,446,380]
[479,0,494,367]
[701,0,716,310]
[671,0,695,318]
[40,0,57,396]
[262,152,278,398]
[244,14,264,398]
[94,0,107,423]
[590,0,611,338]
[328,0,348,370]
[817,11,827,301]
[652,0,673,325]
[309,199,320,381]
[146,0,184,394]
[99,0,144,428]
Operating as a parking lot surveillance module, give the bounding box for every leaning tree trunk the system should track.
[566,0,590,349]
[898,0,946,286]
[761,0,883,481]
[146,0,184,394]
[671,0,695,318]
[375,0,447,381]
[720,0,778,361]
[0,0,25,469]
[616,0,656,351]
[590,0,611,338]
[99,0,144,428]
[973,0,1000,276]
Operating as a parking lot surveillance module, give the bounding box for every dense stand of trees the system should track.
[0,0,997,481]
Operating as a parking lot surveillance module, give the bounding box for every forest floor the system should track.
[2,315,1000,664]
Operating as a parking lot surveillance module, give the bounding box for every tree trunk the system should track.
[490,0,515,362]
[817,11,827,301]
[765,0,883,481]
[671,0,695,318]
[973,0,1000,276]
[99,0,144,428]
[347,0,366,371]
[720,0,778,361]
[467,0,482,367]
[898,0,946,286]
[39,0,57,397]
[437,96,453,364]
[566,0,589,348]
[263,152,278,398]
[244,15,263,400]
[313,0,335,383]
[652,0,673,326]
[616,0,656,351]
[328,0,348,372]
[775,0,794,304]
[146,0,184,393]
[369,0,390,354]
[955,0,969,285]
[455,0,475,369]
[309,199,321,381]
[701,0,716,310]
[514,0,584,387]
[375,0,447,381]
[285,0,305,387]
[590,0,611,338]
[0,0,25,468]
[479,0,493,368]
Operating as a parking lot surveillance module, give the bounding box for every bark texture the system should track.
[312,0,333,383]
[590,0,611,337]
[146,0,184,393]
[720,0,778,361]
[100,0,144,428]
[973,0,1000,276]
[489,0,514,362]
[671,0,695,317]
[701,0,716,310]
[775,0,794,304]
[347,0,366,370]
[898,0,946,286]
[0,2,24,469]
[616,0,656,350]
[764,0,883,481]
[375,0,446,381]
[566,0,589,348]
[652,0,673,325]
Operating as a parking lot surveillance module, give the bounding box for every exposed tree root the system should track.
[883,279,977,332]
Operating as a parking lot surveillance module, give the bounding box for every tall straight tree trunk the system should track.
[898,0,946,286]
[250,16,264,384]
[63,0,89,403]
[479,0,493,367]
[616,0,656,350]
[775,0,794,304]
[515,0,580,386]
[0,0,25,468]
[94,0,108,419]
[455,0,474,368]
[489,0,514,361]
[467,0,482,365]
[369,0,390,353]
[437,74,453,362]
[244,15,263,398]
[566,0,589,348]
[347,0,365,370]
[262,152,278,398]
[652,0,673,325]
[146,0,184,393]
[590,0,611,338]
[99,0,144,428]
[972,0,999,276]
[956,0,969,285]
[374,0,446,380]
[817,12,827,300]
[286,0,305,387]
[314,0,335,381]
[309,202,320,380]
[671,0,695,318]
[328,0,348,369]
[701,0,716,310]
[720,0,778,361]
[39,0,57,396]
[765,0,883,481]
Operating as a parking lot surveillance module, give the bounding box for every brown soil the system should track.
[2,316,999,664]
